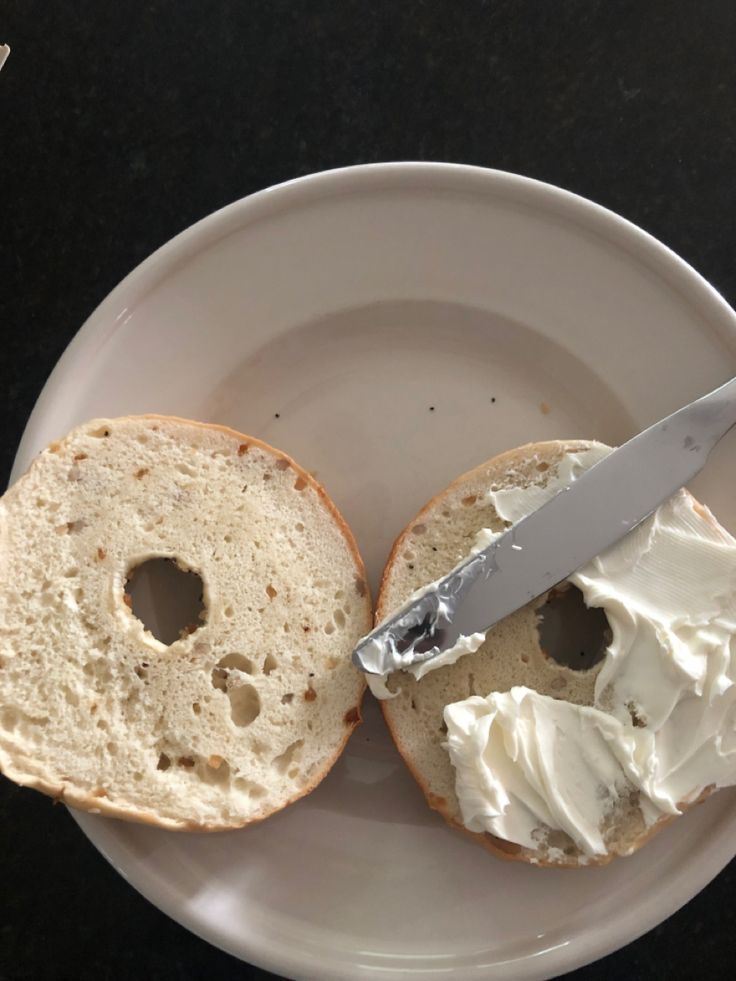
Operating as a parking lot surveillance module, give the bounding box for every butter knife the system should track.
[353,376,736,676]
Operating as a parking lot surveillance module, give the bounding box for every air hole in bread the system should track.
[536,583,611,672]
[263,653,278,675]
[281,692,294,704]
[205,756,230,784]
[0,709,18,731]
[295,522,305,532]
[273,739,304,773]
[125,558,206,646]
[324,622,335,635]
[294,476,307,491]
[234,778,267,799]
[266,583,277,599]
[90,426,111,438]
[227,684,261,727]
[333,609,346,629]
[215,653,256,676]
[224,605,234,618]
[537,461,550,472]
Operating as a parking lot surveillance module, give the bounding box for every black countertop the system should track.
[1,2,735,978]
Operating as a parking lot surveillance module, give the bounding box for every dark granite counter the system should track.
[1,2,734,978]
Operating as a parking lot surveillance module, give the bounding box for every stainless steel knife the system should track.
[353,376,736,676]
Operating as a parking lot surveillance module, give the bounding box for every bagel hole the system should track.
[537,584,611,671]
[125,558,206,645]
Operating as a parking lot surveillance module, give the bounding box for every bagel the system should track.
[0,416,371,830]
[373,441,736,867]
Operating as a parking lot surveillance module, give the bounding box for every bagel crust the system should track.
[376,441,716,868]
[0,415,371,830]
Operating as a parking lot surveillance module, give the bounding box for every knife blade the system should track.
[353,375,736,676]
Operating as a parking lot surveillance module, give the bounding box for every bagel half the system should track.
[375,441,714,868]
[0,415,371,830]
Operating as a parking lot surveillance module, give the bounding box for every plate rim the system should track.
[11,162,736,980]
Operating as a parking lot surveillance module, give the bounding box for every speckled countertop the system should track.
[1,2,735,978]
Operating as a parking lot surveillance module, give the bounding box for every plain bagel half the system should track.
[0,415,371,830]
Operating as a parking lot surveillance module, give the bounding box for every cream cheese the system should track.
[365,629,487,700]
[363,558,490,699]
[443,444,736,856]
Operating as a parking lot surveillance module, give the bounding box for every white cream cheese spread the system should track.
[372,443,736,856]
[444,444,736,855]
[365,628,486,699]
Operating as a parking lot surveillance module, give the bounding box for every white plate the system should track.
[12,164,736,980]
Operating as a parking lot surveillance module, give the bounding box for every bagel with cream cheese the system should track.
[373,441,736,867]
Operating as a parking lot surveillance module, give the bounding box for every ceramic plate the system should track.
[11,164,736,980]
